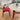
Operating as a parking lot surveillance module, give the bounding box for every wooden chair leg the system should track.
[2,11,4,17]
[2,12,4,17]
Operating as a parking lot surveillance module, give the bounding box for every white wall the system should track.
[9,3,20,12]
[0,0,20,12]
[15,3,20,12]
[1,0,13,8]
[9,3,16,10]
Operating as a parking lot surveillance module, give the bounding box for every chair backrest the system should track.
[3,7,5,9]
[13,10,15,13]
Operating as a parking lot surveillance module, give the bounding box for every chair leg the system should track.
[2,11,4,17]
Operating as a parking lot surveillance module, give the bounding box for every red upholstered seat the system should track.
[3,8,10,12]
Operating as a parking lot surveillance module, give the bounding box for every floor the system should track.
[0,12,12,20]
[0,14,12,20]
[0,9,20,20]
[0,9,12,20]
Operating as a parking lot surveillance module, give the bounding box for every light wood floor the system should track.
[0,9,20,20]
[0,9,12,20]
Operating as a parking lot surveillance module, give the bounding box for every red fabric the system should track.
[4,8,10,12]
[12,10,15,19]
[12,13,15,19]
[13,13,15,18]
